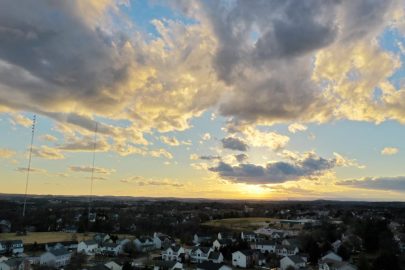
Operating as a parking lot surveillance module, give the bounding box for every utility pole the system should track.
[22,115,36,217]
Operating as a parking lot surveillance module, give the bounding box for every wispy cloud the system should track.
[381,147,399,155]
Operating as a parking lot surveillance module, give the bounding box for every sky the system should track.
[1,0,405,201]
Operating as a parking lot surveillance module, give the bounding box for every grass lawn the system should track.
[203,217,280,231]
[0,232,133,244]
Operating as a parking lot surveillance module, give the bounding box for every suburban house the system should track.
[240,232,257,242]
[77,240,99,255]
[154,233,174,249]
[212,239,232,250]
[104,261,123,270]
[94,233,111,244]
[196,261,232,270]
[153,260,183,270]
[161,245,185,261]
[190,247,213,263]
[321,252,342,263]
[134,237,156,252]
[0,241,24,255]
[193,234,212,245]
[0,258,30,270]
[231,250,259,268]
[217,233,234,241]
[280,255,307,270]
[208,251,224,263]
[40,247,71,268]
[251,240,277,253]
[276,244,300,257]
[100,243,122,256]
[319,261,357,270]
[45,241,77,251]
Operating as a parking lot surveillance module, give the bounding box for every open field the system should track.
[203,217,280,231]
[0,232,133,244]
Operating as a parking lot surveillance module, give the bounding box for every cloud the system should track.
[69,166,115,174]
[235,153,248,162]
[209,152,337,184]
[202,133,211,141]
[0,148,16,158]
[160,135,191,146]
[149,148,173,159]
[288,123,308,133]
[9,113,32,127]
[40,134,58,142]
[337,176,405,192]
[199,155,221,161]
[381,147,399,155]
[32,146,64,160]
[16,167,47,173]
[160,136,180,146]
[221,137,248,151]
[226,124,289,151]
[121,176,183,187]
[173,0,405,125]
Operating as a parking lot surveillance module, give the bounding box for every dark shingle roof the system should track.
[196,261,227,270]
[208,251,221,260]
[50,248,70,257]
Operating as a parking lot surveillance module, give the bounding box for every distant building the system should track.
[153,260,183,270]
[196,261,232,270]
[134,236,156,252]
[40,247,71,268]
[0,240,24,255]
[77,240,98,255]
[280,255,307,270]
[162,245,185,261]
[231,250,260,268]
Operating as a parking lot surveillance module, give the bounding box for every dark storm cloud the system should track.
[235,153,248,162]
[338,176,405,191]
[173,0,398,124]
[221,137,248,151]
[0,0,133,113]
[209,154,336,184]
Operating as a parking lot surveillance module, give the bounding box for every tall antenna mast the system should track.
[88,122,98,219]
[22,115,36,217]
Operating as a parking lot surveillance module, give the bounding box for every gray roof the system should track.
[287,255,305,264]
[208,251,221,260]
[50,247,70,257]
[84,240,98,245]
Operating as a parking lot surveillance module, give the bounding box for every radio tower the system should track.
[88,122,98,220]
[22,115,36,217]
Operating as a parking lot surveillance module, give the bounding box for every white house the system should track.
[153,260,183,270]
[77,240,98,255]
[94,233,111,244]
[231,250,258,268]
[0,242,6,255]
[217,233,234,241]
[0,258,29,270]
[212,239,232,250]
[40,248,71,268]
[100,243,122,256]
[162,245,185,261]
[251,240,276,253]
[208,251,224,263]
[241,232,257,242]
[280,255,306,270]
[105,261,123,270]
[134,237,156,252]
[276,245,299,257]
[190,247,213,263]
[8,241,24,254]
[196,261,232,270]
[154,233,174,249]
[193,234,212,245]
